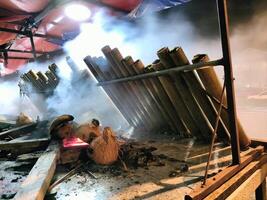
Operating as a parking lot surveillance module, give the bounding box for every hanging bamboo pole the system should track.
[84,56,139,128]
[101,46,154,131]
[151,60,192,138]
[122,56,181,133]
[192,54,251,149]
[170,47,230,141]
[157,47,212,140]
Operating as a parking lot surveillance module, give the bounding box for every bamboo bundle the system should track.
[170,47,230,141]
[157,47,213,140]
[106,47,169,131]
[84,56,139,128]
[192,54,251,149]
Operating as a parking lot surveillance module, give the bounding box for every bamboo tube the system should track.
[192,54,251,149]
[84,56,138,128]
[108,47,167,131]
[37,71,51,90]
[101,46,153,131]
[45,71,58,89]
[157,47,212,140]
[27,70,44,91]
[144,62,187,135]
[121,55,175,132]
[151,60,192,138]
[170,47,230,141]
[48,63,58,77]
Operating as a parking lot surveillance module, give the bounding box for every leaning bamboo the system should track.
[192,54,251,149]
[122,55,175,131]
[157,47,211,140]
[84,56,138,128]
[101,46,152,131]
[108,47,167,131]
[170,47,230,141]
[151,60,191,138]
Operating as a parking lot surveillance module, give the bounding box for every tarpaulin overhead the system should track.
[129,0,190,18]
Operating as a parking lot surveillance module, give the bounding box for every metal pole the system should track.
[97,59,223,85]
[28,30,37,60]
[217,0,241,164]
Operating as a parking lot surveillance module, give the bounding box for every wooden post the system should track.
[192,54,251,149]
[157,47,211,140]
[170,47,230,141]
[84,56,138,128]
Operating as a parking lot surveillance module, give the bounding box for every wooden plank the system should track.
[256,178,267,200]
[205,154,267,199]
[13,142,60,200]
[0,123,37,140]
[185,146,264,200]
[0,138,49,151]
[226,161,267,200]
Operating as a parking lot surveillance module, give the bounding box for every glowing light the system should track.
[65,4,91,21]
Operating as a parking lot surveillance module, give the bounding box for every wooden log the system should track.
[205,154,267,200]
[0,138,50,151]
[84,56,138,128]
[101,46,152,130]
[122,56,180,133]
[0,123,37,140]
[157,47,211,140]
[185,146,264,200]
[151,60,191,137]
[170,47,230,141]
[192,54,251,149]
[13,142,60,200]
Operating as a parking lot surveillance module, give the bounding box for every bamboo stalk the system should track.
[151,60,191,138]
[170,47,230,141]
[101,46,152,130]
[157,47,209,139]
[109,47,170,131]
[122,56,180,132]
[84,56,138,128]
[192,54,251,149]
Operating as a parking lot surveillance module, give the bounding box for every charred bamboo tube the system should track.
[170,47,230,141]
[144,62,187,135]
[48,64,58,76]
[37,71,51,90]
[45,71,58,89]
[152,60,191,138]
[192,54,251,149]
[84,56,138,128]
[101,46,152,131]
[121,55,175,132]
[157,47,212,140]
[108,47,166,131]
[27,70,44,91]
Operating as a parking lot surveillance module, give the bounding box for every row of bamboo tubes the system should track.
[20,64,59,95]
[83,45,250,148]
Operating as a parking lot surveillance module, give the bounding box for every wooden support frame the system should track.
[13,142,60,200]
[184,146,264,200]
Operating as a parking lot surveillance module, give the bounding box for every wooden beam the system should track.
[13,142,60,200]
[251,138,267,151]
[185,146,264,200]
[205,154,267,199]
[0,123,37,140]
[0,138,49,151]
[226,160,267,200]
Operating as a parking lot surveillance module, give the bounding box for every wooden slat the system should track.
[0,123,37,139]
[0,138,49,151]
[13,142,60,200]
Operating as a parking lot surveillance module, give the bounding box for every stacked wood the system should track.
[20,63,60,97]
[83,46,250,148]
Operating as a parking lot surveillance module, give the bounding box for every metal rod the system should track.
[97,59,223,86]
[0,49,48,54]
[217,0,241,165]
[0,27,62,40]
[203,81,226,185]
[28,30,37,59]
